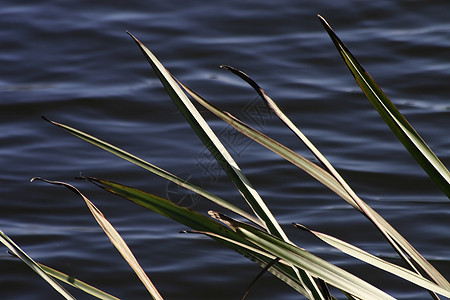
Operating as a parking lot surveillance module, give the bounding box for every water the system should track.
[1,1,449,299]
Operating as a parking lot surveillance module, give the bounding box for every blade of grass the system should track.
[318,15,450,197]
[179,78,450,290]
[178,80,357,206]
[293,223,450,297]
[126,31,285,240]
[206,212,397,300]
[221,65,364,208]
[42,117,262,228]
[0,230,75,300]
[318,14,450,290]
[127,32,325,298]
[83,176,240,235]
[31,177,163,300]
[218,66,409,276]
[37,263,120,300]
[241,229,394,299]
[83,176,313,297]
[241,257,281,300]
[218,66,447,294]
[43,117,320,296]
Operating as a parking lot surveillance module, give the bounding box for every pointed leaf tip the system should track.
[41,116,52,123]
[126,30,141,45]
[318,15,335,35]
[292,223,310,232]
[221,65,265,97]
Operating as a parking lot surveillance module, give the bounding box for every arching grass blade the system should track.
[206,212,397,300]
[318,15,450,197]
[127,33,326,299]
[43,116,322,296]
[221,65,364,208]
[178,78,450,291]
[293,223,450,297]
[37,263,120,300]
[177,81,357,206]
[83,176,316,298]
[42,117,262,228]
[0,230,75,299]
[126,31,287,240]
[31,178,163,300]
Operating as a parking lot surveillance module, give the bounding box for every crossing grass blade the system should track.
[42,117,262,228]
[318,15,450,198]
[82,176,314,298]
[217,65,450,291]
[220,65,361,205]
[37,263,120,300]
[43,116,322,297]
[206,212,397,300]
[237,228,394,300]
[318,15,450,290]
[31,178,163,300]
[0,230,75,299]
[127,32,325,298]
[177,70,450,291]
[126,31,287,240]
[293,223,450,298]
[177,81,356,206]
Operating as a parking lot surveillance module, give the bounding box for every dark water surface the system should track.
[1,1,449,299]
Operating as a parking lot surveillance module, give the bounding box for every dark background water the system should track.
[1,1,449,299]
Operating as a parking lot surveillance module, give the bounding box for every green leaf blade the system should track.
[0,230,75,300]
[38,263,120,300]
[294,224,450,297]
[86,177,316,297]
[126,32,288,241]
[318,15,450,197]
[179,68,450,293]
[178,81,359,208]
[31,178,163,300]
[127,33,329,298]
[240,229,395,300]
[210,214,396,300]
[42,117,262,228]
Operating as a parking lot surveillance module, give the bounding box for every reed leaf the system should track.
[178,81,356,206]
[83,176,315,297]
[31,178,163,300]
[43,116,320,297]
[220,65,362,208]
[127,32,325,298]
[318,15,450,197]
[318,15,450,290]
[42,117,261,228]
[207,212,396,300]
[0,230,75,299]
[293,223,450,298]
[239,229,393,300]
[218,65,450,294]
[126,31,285,240]
[37,263,120,300]
[179,59,450,292]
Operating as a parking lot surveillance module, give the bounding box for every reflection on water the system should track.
[0,1,449,299]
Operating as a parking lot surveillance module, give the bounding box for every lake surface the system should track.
[1,1,449,299]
